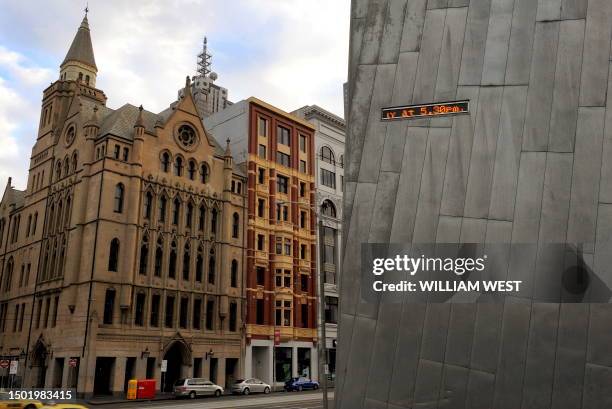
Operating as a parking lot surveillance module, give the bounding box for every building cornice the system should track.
[297,105,346,130]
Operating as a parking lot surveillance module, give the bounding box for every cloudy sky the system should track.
[0,0,350,190]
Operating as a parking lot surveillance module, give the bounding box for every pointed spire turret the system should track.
[60,12,98,87]
[84,105,100,138]
[135,105,145,128]
[184,76,192,97]
[224,138,233,170]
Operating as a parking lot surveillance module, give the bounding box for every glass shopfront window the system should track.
[275,347,292,382]
[298,348,311,378]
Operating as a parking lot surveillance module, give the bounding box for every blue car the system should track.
[284,377,320,392]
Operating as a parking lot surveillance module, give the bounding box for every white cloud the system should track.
[0,0,349,190]
[0,76,31,190]
[0,46,54,87]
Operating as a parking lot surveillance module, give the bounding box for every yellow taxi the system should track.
[0,391,43,409]
[40,405,88,409]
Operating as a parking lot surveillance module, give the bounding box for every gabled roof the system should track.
[94,102,227,157]
[62,15,97,70]
[1,179,25,211]
[98,104,158,140]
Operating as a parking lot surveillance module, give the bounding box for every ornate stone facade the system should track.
[0,14,246,397]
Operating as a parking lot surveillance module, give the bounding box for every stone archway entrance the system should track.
[162,341,190,392]
[30,338,49,388]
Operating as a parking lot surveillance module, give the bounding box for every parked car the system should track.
[173,378,223,398]
[40,404,88,409]
[284,377,319,392]
[230,378,271,395]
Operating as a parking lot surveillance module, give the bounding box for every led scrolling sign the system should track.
[381,100,470,121]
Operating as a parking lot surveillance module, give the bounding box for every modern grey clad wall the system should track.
[339,0,612,408]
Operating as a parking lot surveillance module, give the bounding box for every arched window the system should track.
[172,198,181,225]
[56,160,62,180]
[143,192,153,220]
[48,242,57,278]
[103,288,115,324]
[158,196,167,223]
[232,213,240,238]
[211,209,218,235]
[32,212,38,236]
[40,243,49,281]
[26,215,32,238]
[78,72,83,82]
[56,200,63,232]
[64,197,71,228]
[186,203,194,228]
[321,200,337,218]
[4,257,14,292]
[139,235,149,275]
[108,238,120,272]
[182,243,191,281]
[174,156,183,176]
[321,146,335,164]
[48,204,55,235]
[154,237,163,277]
[187,160,196,180]
[196,246,204,282]
[114,184,124,213]
[63,157,69,176]
[231,259,238,288]
[208,256,216,284]
[85,75,90,85]
[168,240,177,279]
[72,152,78,172]
[200,163,209,183]
[198,205,206,231]
[161,152,171,172]
[57,236,66,278]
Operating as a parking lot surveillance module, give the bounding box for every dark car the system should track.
[284,377,319,392]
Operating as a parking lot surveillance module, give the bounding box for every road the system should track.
[87,391,334,409]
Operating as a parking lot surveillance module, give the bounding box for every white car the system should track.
[174,378,223,398]
[230,378,271,395]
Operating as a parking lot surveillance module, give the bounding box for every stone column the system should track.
[61,359,71,388]
[217,357,226,389]
[245,344,253,378]
[135,356,147,380]
[291,345,298,378]
[310,346,318,381]
[267,344,274,388]
[203,356,211,381]
[44,359,57,389]
[111,357,126,397]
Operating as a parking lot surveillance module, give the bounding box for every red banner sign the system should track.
[274,329,281,346]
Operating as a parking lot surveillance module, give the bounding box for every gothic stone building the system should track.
[0,15,247,397]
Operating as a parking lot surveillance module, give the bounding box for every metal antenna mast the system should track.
[197,37,212,77]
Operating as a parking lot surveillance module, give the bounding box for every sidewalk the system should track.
[85,392,175,405]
